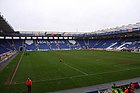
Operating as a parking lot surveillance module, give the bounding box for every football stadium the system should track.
[0,0,140,93]
[1,14,140,93]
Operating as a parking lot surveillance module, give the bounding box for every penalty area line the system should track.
[63,63,88,75]
[13,74,87,85]
[13,64,140,85]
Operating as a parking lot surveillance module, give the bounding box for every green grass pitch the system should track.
[0,50,140,93]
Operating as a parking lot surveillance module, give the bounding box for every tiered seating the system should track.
[14,40,23,51]
[68,40,81,49]
[25,40,37,51]
[37,40,50,50]
[0,36,140,53]
[0,46,9,54]
[92,39,101,48]
[39,43,50,50]
[93,39,117,48]
[49,40,58,50]
[124,37,140,49]
[0,40,14,54]
[88,39,98,48]
[78,40,86,48]
[58,40,70,49]
[94,39,108,48]
[109,38,126,49]
[102,39,119,48]
[6,40,15,50]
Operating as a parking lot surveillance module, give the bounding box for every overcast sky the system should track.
[0,0,140,32]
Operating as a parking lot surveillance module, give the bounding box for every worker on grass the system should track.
[59,57,63,62]
[26,78,32,93]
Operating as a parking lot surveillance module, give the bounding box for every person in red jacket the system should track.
[124,87,134,93]
[26,78,32,92]
[130,82,135,90]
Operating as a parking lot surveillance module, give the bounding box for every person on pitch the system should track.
[26,78,32,92]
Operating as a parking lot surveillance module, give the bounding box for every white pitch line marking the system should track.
[63,63,88,75]
[14,65,140,85]
[9,53,24,85]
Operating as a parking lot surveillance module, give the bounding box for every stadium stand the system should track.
[58,40,70,50]
[0,37,137,52]
[0,36,140,54]
[25,40,37,51]
[0,37,140,53]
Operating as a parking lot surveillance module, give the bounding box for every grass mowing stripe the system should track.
[9,52,24,85]
[63,63,88,75]
[14,65,140,85]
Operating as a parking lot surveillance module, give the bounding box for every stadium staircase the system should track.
[116,42,132,50]
[107,42,118,50]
